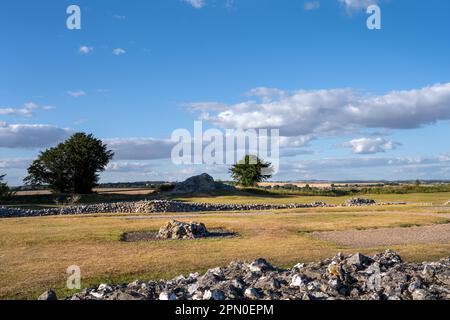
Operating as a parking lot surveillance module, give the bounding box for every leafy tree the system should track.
[229,155,273,187]
[24,133,114,194]
[0,174,14,201]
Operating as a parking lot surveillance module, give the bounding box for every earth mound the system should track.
[170,173,236,194]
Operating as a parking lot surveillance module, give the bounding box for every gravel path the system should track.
[312,223,450,247]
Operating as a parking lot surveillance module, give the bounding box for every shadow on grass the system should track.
[121,229,239,242]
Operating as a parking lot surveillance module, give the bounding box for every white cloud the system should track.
[114,14,126,20]
[0,102,51,117]
[338,0,378,11]
[0,158,32,170]
[182,0,205,9]
[112,48,126,55]
[184,102,228,113]
[106,161,155,173]
[67,90,86,98]
[0,123,71,149]
[79,46,93,54]
[343,137,401,154]
[304,1,321,11]
[195,83,450,141]
[104,138,175,160]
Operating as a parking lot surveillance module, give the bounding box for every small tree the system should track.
[229,155,273,187]
[24,133,114,194]
[0,174,14,201]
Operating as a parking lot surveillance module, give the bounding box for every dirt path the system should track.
[312,223,450,248]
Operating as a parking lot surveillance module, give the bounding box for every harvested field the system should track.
[312,222,450,248]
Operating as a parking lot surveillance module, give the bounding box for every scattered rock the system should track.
[249,258,274,273]
[345,198,377,206]
[159,291,177,300]
[38,290,57,301]
[61,251,450,301]
[157,220,209,240]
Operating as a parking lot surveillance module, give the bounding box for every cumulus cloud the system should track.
[67,90,86,98]
[304,1,321,11]
[112,48,126,55]
[79,46,93,54]
[194,83,450,141]
[182,0,205,9]
[104,138,175,160]
[343,137,401,154]
[0,102,52,117]
[0,123,71,149]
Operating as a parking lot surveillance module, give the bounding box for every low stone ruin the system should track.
[0,200,332,218]
[170,173,236,195]
[345,198,377,206]
[46,250,450,300]
[156,220,209,240]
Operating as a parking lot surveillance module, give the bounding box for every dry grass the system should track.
[1,206,450,300]
[176,192,450,205]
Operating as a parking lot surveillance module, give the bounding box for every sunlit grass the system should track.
[1,203,450,299]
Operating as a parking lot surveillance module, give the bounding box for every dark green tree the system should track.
[0,174,14,201]
[229,155,273,187]
[24,133,114,194]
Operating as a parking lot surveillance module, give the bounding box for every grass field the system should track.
[1,192,450,300]
[176,191,450,205]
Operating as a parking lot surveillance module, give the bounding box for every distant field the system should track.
[176,192,450,206]
[258,182,382,188]
[1,192,450,299]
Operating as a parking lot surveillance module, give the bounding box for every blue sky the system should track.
[1,0,450,185]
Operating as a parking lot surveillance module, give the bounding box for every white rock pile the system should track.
[157,220,209,240]
[40,251,450,300]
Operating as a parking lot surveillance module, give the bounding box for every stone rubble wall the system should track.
[39,251,449,300]
[0,198,409,218]
[0,200,332,218]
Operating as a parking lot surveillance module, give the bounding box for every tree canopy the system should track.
[229,155,273,187]
[0,174,13,201]
[24,133,114,194]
